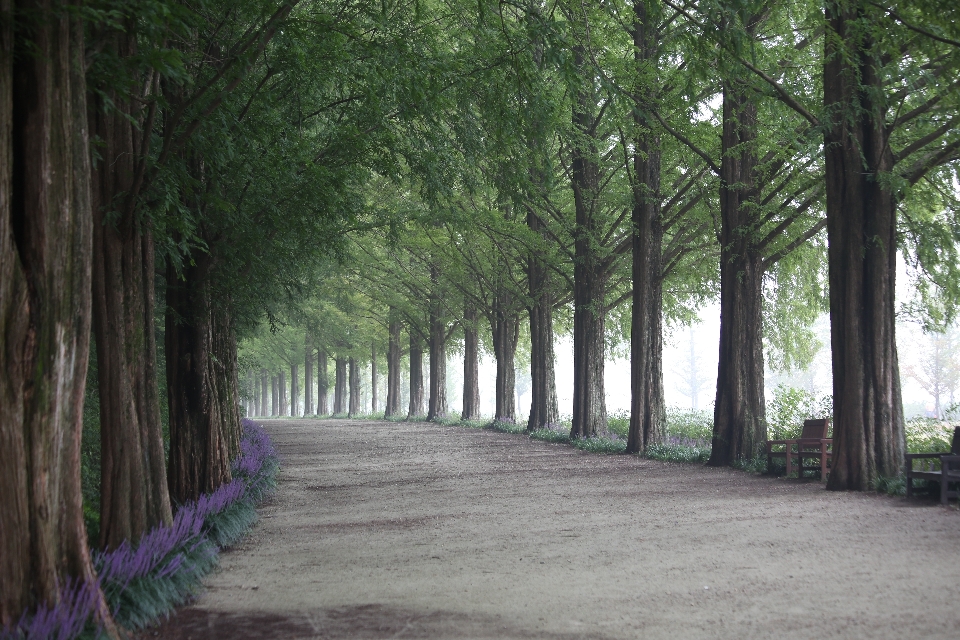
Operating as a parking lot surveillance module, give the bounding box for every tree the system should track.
[1,2,113,629]
[822,0,960,489]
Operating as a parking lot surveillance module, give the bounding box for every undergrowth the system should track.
[3,419,279,640]
[572,436,627,454]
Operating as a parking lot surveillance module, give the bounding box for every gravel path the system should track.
[150,418,960,639]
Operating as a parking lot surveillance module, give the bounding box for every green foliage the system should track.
[488,419,525,435]
[766,384,832,441]
[732,454,770,475]
[204,500,258,549]
[645,443,711,464]
[665,408,715,443]
[872,475,907,497]
[606,410,629,439]
[571,437,627,455]
[108,538,219,631]
[905,418,956,453]
[529,428,570,444]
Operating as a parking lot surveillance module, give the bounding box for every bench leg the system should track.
[906,475,913,497]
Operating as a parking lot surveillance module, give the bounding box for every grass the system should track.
[645,441,711,464]
[572,436,627,454]
[872,474,907,496]
[529,427,570,444]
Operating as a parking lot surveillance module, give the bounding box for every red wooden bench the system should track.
[765,418,831,479]
[906,426,960,506]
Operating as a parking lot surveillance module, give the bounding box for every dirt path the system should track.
[151,418,960,639]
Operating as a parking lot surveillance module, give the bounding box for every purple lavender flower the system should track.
[7,419,279,639]
[1,579,101,640]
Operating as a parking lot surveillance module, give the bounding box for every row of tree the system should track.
[245,0,960,494]
[1,0,958,632]
[1,0,474,630]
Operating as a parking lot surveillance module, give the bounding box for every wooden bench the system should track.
[906,426,960,506]
[765,419,831,479]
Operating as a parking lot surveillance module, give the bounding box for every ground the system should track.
[147,418,960,639]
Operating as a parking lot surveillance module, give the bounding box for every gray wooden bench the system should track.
[906,426,960,506]
[765,419,831,478]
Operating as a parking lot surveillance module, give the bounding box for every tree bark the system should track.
[348,357,360,416]
[491,291,519,423]
[317,349,328,415]
[88,20,171,550]
[270,375,277,415]
[371,341,378,414]
[526,211,559,430]
[304,334,312,417]
[253,369,261,416]
[279,369,287,416]
[824,0,904,490]
[408,331,425,419]
[627,0,666,454]
[385,317,402,417]
[290,363,298,417]
[164,254,235,504]
[709,78,766,466]
[427,268,448,421]
[1,5,113,627]
[260,369,267,416]
[570,44,607,439]
[334,356,347,415]
[462,304,482,420]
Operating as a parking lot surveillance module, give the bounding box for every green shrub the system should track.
[529,428,570,444]
[872,474,907,496]
[607,410,629,439]
[645,442,710,463]
[767,384,832,440]
[732,454,769,475]
[489,419,525,434]
[905,418,954,453]
[665,408,714,442]
[572,436,627,454]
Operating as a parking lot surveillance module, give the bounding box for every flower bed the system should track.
[3,419,278,640]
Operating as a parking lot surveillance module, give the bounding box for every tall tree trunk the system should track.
[570,44,607,439]
[709,78,766,466]
[627,0,666,454]
[164,255,234,504]
[290,363,298,417]
[408,331,425,419]
[526,212,559,431]
[385,317,402,417]
[348,357,360,416]
[304,334,313,417]
[317,349,328,415]
[88,21,171,550]
[462,304,481,420]
[491,291,519,423]
[427,268,448,421]
[271,375,277,415]
[371,341,378,414]
[260,369,267,416]
[824,0,903,490]
[1,6,114,628]
[254,370,261,416]
[279,369,287,416]
[334,356,347,415]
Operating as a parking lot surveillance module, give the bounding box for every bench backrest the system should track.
[800,418,830,440]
